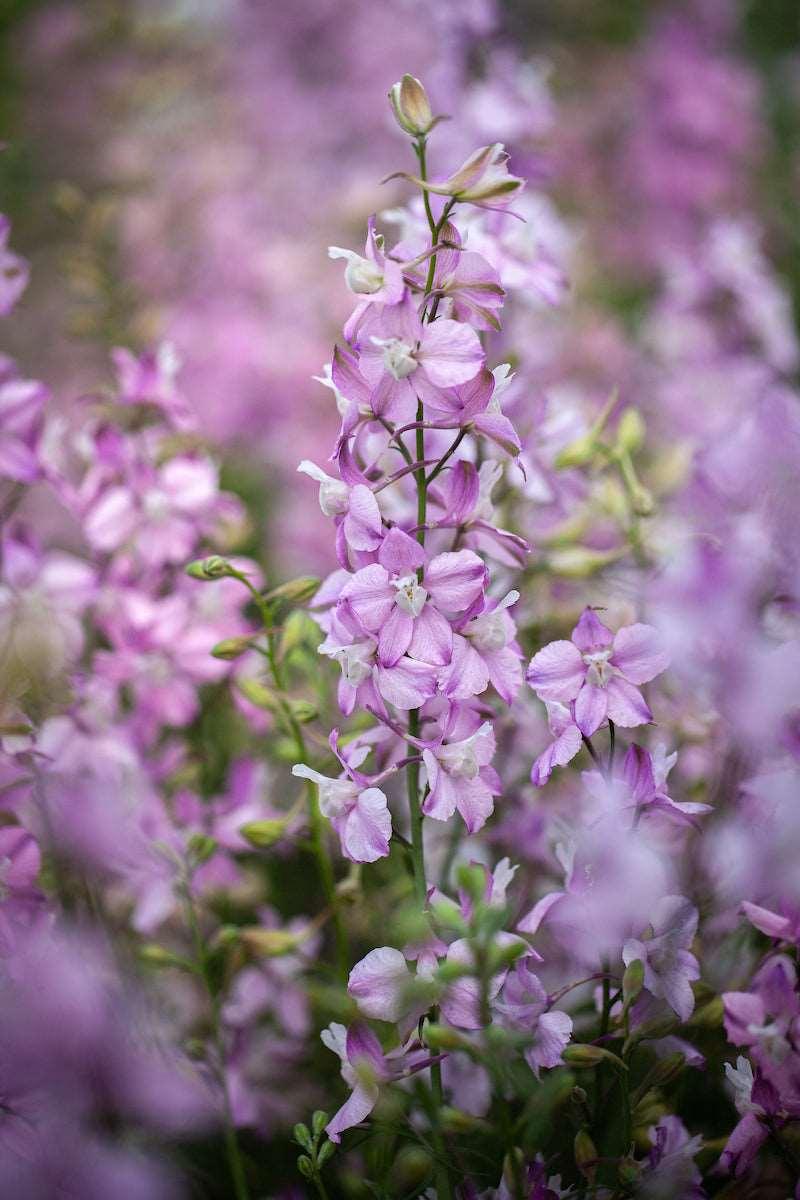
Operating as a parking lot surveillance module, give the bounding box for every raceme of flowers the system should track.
[1,17,800,1198]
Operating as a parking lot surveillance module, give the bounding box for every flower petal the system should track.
[605,676,652,727]
[574,682,608,736]
[526,640,585,702]
[611,623,670,684]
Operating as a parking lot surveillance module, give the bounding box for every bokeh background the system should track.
[2,0,798,577]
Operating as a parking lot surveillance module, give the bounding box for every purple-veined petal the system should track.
[574,682,608,737]
[419,319,484,388]
[375,657,437,709]
[378,527,426,576]
[526,640,584,702]
[377,605,414,667]
[341,788,392,863]
[407,604,452,666]
[343,485,383,551]
[571,608,613,652]
[611,623,670,684]
[348,947,412,1021]
[425,549,486,612]
[605,676,652,727]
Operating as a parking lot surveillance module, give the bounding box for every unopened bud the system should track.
[311,1110,328,1139]
[563,1044,627,1071]
[392,1145,433,1191]
[555,433,597,469]
[186,555,234,580]
[290,699,318,724]
[293,1123,312,1152]
[688,996,724,1028]
[262,576,320,606]
[455,862,487,904]
[623,958,645,1010]
[616,407,646,453]
[240,818,290,848]
[241,927,304,957]
[548,545,625,577]
[236,678,281,712]
[389,75,434,136]
[574,1129,597,1181]
[211,635,257,660]
[424,1023,471,1052]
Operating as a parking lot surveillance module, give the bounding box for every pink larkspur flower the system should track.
[527,606,670,737]
[291,763,391,863]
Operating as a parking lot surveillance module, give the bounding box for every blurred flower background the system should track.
[1,0,800,1196]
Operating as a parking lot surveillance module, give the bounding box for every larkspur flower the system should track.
[527,607,670,737]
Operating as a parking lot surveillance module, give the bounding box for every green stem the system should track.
[406,708,427,907]
[183,886,250,1200]
[233,567,349,981]
[430,1059,454,1200]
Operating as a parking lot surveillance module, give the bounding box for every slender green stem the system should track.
[406,708,427,907]
[264,629,349,982]
[233,569,349,980]
[429,1059,454,1200]
[183,885,250,1200]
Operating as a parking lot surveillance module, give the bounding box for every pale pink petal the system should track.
[455,774,495,834]
[605,676,652,727]
[407,605,452,666]
[375,657,437,709]
[571,608,613,652]
[611,623,670,684]
[438,635,490,699]
[341,788,392,863]
[419,319,484,387]
[526,1010,572,1075]
[741,901,792,940]
[326,1081,379,1144]
[377,606,414,667]
[343,485,382,551]
[526,640,585,702]
[518,891,566,935]
[574,682,608,736]
[378,527,426,576]
[425,549,486,612]
[340,563,394,631]
[348,947,412,1021]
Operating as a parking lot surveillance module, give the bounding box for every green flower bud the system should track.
[185,555,234,580]
[211,635,257,660]
[616,407,646,453]
[240,818,291,848]
[623,958,645,1009]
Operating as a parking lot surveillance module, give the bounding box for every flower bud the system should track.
[622,958,645,1010]
[293,1123,313,1152]
[688,996,724,1028]
[455,862,487,904]
[616,407,646,453]
[391,1146,433,1191]
[389,75,434,136]
[424,1024,472,1051]
[311,1110,329,1139]
[211,634,257,660]
[574,1129,597,1182]
[263,576,320,605]
[186,555,234,580]
[290,699,318,724]
[236,678,281,712]
[240,818,291,848]
[241,927,304,957]
[562,1044,627,1071]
